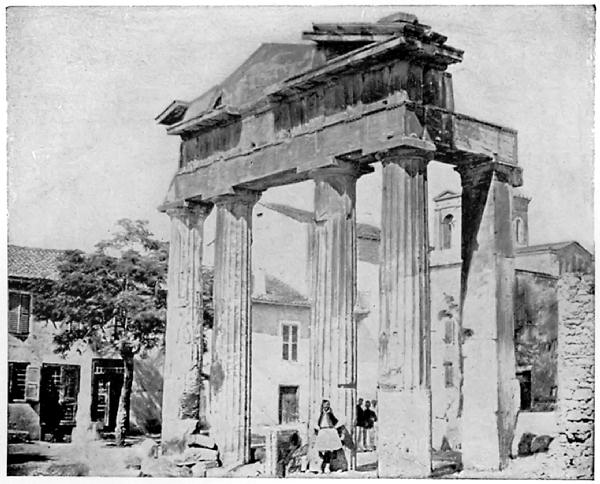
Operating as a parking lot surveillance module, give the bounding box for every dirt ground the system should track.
[7,437,144,477]
[7,438,556,478]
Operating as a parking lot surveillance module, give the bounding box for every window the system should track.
[8,362,29,402]
[517,370,532,410]
[443,362,453,388]
[514,217,525,246]
[282,322,299,361]
[443,319,454,344]
[8,291,31,337]
[441,215,453,250]
[279,386,299,424]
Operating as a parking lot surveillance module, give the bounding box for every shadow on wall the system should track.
[131,351,165,435]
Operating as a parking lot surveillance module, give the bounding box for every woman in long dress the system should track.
[314,399,343,473]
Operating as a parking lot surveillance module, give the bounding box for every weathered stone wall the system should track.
[552,273,594,479]
[514,270,558,411]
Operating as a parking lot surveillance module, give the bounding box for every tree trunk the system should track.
[115,352,134,446]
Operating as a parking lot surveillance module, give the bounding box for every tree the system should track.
[32,219,169,445]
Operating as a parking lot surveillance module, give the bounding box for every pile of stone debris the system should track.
[129,434,221,477]
[517,432,553,457]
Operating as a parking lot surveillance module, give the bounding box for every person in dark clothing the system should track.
[43,380,63,442]
[356,397,366,451]
[363,400,377,451]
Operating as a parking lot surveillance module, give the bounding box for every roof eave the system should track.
[155,100,190,126]
[166,105,241,136]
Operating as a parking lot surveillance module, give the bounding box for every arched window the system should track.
[514,217,525,245]
[441,214,453,250]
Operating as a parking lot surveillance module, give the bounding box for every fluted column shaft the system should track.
[210,189,260,468]
[377,150,432,477]
[308,162,360,470]
[162,203,212,451]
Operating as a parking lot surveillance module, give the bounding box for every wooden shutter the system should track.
[282,324,289,360]
[8,292,20,334]
[291,325,298,361]
[25,365,41,401]
[19,294,31,335]
[60,365,80,425]
[60,365,80,400]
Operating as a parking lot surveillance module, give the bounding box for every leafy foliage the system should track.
[31,219,169,358]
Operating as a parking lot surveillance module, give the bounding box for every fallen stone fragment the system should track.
[531,435,553,454]
[186,433,217,449]
[518,432,536,456]
[181,447,219,462]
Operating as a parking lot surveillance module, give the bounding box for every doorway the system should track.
[91,359,124,431]
[40,364,80,440]
[278,385,299,424]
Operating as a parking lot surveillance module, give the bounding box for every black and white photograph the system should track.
[5,4,595,479]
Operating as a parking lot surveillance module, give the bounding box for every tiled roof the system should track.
[254,273,309,306]
[201,265,308,306]
[516,241,592,256]
[260,202,381,240]
[8,245,65,281]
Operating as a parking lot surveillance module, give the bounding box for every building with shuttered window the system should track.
[7,245,128,441]
[7,244,314,442]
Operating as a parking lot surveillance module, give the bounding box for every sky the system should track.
[6,5,595,252]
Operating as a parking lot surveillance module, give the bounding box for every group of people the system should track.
[310,397,379,474]
[356,398,377,452]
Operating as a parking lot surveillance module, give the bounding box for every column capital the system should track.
[212,188,261,209]
[312,161,365,222]
[166,201,213,225]
[455,161,523,188]
[379,146,434,173]
[309,160,371,184]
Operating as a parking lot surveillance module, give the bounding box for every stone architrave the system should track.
[161,202,212,452]
[457,161,522,471]
[210,189,261,468]
[308,161,362,471]
[377,144,434,478]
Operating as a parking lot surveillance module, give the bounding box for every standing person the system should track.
[314,400,343,473]
[355,398,365,451]
[363,400,378,451]
[370,400,378,450]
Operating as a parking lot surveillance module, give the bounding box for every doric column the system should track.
[308,160,362,471]
[377,146,434,478]
[161,202,212,452]
[457,161,522,471]
[210,188,260,468]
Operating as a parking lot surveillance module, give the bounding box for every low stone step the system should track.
[186,433,217,449]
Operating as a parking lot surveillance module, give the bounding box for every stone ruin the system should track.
[155,11,526,477]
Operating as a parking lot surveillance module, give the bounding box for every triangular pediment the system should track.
[181,43,326,123]
[433,190,461,202]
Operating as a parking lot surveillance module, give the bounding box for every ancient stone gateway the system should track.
[156,12,523,476]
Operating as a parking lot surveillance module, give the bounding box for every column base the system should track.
[161,418,200,454]
[377,387,431,478]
